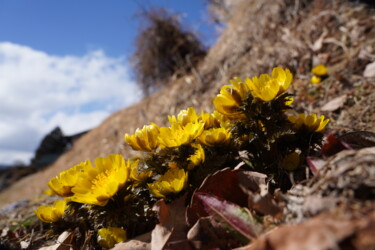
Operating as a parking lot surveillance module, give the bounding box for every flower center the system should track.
[91,169,113,189]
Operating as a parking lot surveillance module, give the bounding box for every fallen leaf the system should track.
[306,157,327,175]
[195,192,257,241]
[339,131,375,149]
[247,193,282,217]
[311,30,328,51]
[302,195,341,216]
[322,132,351,157]
[151,196,187,250]
[238,210,375,250]
[39,231,73,250]
[186,168,266,226]
[187,217,229,249]
[363,61,375,77]
[112,232,152,250]
[20,240,30,249]
[111,240,150,250]
[321,94,347,111]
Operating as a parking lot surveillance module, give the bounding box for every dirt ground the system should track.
[0,0,374,249]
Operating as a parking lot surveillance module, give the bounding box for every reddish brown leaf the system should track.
[195,192,257,241]
[186,168,266,226]
[322,133,351,157]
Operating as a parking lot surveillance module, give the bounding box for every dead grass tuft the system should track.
[131,8,207,96]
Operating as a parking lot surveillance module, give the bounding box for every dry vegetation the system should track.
[131,8,207,96]
[1,0,375,249]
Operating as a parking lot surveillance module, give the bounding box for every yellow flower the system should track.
[158,122,204,148]
[69,154,131,206]
[198,127,231,147]
[271,66,293,94]
[168,162,179,169]
[129,160,153,182]
[281,152,301,171]
[43,188,55,196]
[124,123,160,151]
[34,200,67,223]
[168,107,199,126]
[213,77,250,118]
[187,144,205,169]
[212,110,231,128]
[148,168,188,198]
[199,111,217,129]
[98,227,127,249]
[246,67,292,101]
[48,162,86,197]
[285,97,294,106]
[311,64,328,76]
[310,75,322,84]
[288,113,329,132]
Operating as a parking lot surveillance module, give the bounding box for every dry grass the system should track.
[131,8,206,96]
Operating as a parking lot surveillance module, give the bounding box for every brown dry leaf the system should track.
[339,131,375,149]
[187,217,229,249]
[111,232,152,250]
[321,94,347,111]
[151,196,188,250]
[39,231,73,250]
[247,193,282,218]
[111,240,151,250]
[239,210,375,250]
[306,157,327,175]
[363,61,375,77]
[237,171,267,194]
[311,30,328,52]
[302,195,341,216]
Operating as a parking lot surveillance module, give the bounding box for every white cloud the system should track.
[0,42,141,165]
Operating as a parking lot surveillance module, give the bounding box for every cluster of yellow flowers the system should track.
[35,66,330,248]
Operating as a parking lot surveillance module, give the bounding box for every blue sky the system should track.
[0,0,215,165]
[0,0,214,57]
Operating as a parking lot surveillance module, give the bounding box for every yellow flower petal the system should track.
[124,123,160,151]
[168,107,199,126]
[48,161,87,197]
[311,64,328,76]
[213,80,249,118]
[69,154,131,206]
[310,75,322,84]
[34,200,67,223]
[98,227,127,249]
[158,122,204,148]
[288,113,329,132]
[198,127,231,147]
[187,144,205,169]
[246,67,293,101]
[148,168,188,198]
